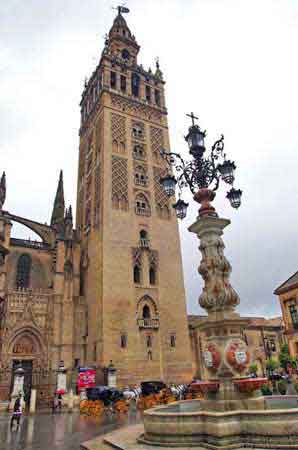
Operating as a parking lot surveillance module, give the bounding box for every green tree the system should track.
[279,343,292,369]
[266,358,279,374]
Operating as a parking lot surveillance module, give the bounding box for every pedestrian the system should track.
[10,394,22,430]
[52,394,58,414]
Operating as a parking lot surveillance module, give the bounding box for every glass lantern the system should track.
[218,160,236,184]
[160,174,177,197]
[173,198,189,219]
[185,125,206,158]
[226,188,242,209]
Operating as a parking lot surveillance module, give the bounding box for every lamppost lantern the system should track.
[159,112,242,218]
[160,173,177,197]
[218,160,236,185]
[173,198,189,220]
[227,188,242,209]
[185,125,206,158]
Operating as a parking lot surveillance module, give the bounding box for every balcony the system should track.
[135,177,148,187]
[137,318,159,329]
[135,207,151,217]
[139,238,150,248]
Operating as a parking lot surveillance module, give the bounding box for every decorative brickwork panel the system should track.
[150,126,164,163]
[93,161,101,228]
[112,156,128,211]
[111,94,162,123]
[153,167,171,220]
[111,113,126,154]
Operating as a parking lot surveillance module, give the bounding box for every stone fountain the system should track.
[82,190,298,449]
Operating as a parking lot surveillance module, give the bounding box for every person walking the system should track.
[10,394,22,430]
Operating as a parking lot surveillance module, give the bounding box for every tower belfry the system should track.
[76,10,192,384]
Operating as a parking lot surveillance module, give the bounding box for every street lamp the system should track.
[159,112,242,219]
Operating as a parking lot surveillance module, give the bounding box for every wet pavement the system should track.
[0,410,141,450]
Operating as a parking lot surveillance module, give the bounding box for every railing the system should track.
[7,290,51,312]
[133,153,146,161]
[10,238,50,250]
[139,239,150,248]
[137,318,159,329]
[135,207,151,217]
[135,177,148,187]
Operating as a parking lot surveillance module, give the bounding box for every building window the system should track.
[145,85,151,102]
[139,230,150,248]
[110,71,117,89]
[149,267,156,285]
[146,335,152,348]
[120,334,127,348]
[131,73,140,97]
[270,338,276,352]
[143,305,151,319]
[289,305,298,329]
[134,265,141,284]
[120,75,126,92]
[133,144,145,160]
[155,89,161,106]
[134,165,147,186]
[132,125,143,140]
[170,334,176,348]
[74,358,80,368]
[148,350,152,360]
[135,193,150,216]
[16,254,31,289]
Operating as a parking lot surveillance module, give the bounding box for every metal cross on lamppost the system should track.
[159,114,242,219]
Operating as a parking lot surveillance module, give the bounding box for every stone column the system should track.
[188,189,265,410]
[29,389,36,414]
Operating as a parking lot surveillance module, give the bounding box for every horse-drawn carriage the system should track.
[137,381,176,410]
[80,385,128,415]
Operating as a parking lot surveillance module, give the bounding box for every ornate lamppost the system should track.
[160,114,266,409]
[160,112,242,220]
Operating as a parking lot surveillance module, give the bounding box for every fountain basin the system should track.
[233,377,267,393]
[138,399,298,448]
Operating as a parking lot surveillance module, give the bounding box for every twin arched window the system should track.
[16,254,31,289]
[135,193,150,216]
[134,165,147,186]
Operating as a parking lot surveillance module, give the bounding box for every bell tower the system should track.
[76,9,192,385]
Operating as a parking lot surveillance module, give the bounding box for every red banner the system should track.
[77,369,96,392]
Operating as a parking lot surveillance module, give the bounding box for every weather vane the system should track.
[112,4,130,15]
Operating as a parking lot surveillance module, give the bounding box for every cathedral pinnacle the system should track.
[0,172,6,211]
[51,170,65,233]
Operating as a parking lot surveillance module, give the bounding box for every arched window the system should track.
[149,267,156,285]
[131,73,140,97]
[135,193,150,216]
[132,124,143,140]
[133,144,145,160]
[139,229,149,248]
[134,165,147,186]
[16,254,31,289]
[134,265,141,284]
[143,305,151,319]
[146,334,152,347]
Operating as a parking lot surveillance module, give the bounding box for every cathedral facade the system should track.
[0,11,192,403]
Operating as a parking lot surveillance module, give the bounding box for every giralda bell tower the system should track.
[76,8,192,385]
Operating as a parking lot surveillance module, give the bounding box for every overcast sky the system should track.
[1,0,298,318]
